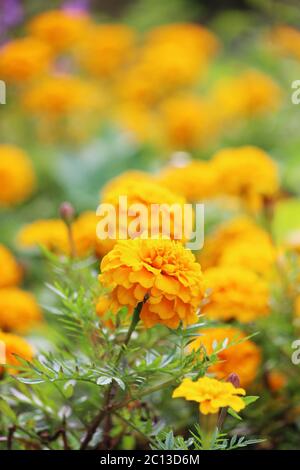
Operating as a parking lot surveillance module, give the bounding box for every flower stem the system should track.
[80,300,145,449]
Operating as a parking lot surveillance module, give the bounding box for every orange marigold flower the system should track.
[211,70,281,120]
[98,177,190,255]
[0,145,36,207]
[0,37,52,83]
[203,266,270,322]
[190,327,261,387]
[77,24,136,77]
[146,23,219,62]
[159,96,218,150]
[99,238,205,329]
[212,146,279,211]
[219,238,277,277]
[17,212,100,258]
[0,245,23,288]
[22,75,103,117]
[157,160,217,202]
[269,25,300,61]
[172,376,246,415]
[267,370,287,392]
[0,331,34,375]
[199,217,273,270]
[28,9,91,52]
[0,288,42,333]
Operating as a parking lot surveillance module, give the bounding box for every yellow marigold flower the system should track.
[219,238,277,277]
[0,331,34,375]
[190,327,261,387]
[199,217,272,270]
[99,238,205,329]
[212,146,279,211]
[28,9,91,52]
[96,295,115,329]
[98,177,190,255]
[146,23,219,62]
[270,25,300,61]
[0,245,22,288]
[114,104,159,143]
[77,24,136,77]
[0,145,36,207]
[211,70,281,119]
[18,219,68,254]
[0,37,52,83]
[157,160,217,202]
[203,266,270,322]
[172,376,246,415]
[159,96,218,150]
[0,288,42,333]
[100,170,154,200]
[18,212,100,258]
[23,75,103,117]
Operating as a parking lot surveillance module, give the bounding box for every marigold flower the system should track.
[199,217,273,270]
[212,146,279,211]
[98,177,190,255]
[0,145,36,206]
[211,70,281,119]
[99,238,205,329]
[190,327,261,387]
[0,245,23,288]
[22,75,103,117]
[270,25,300,61]
[17,219,68,254]
[267,370,287,392]
[77,24,136,77]
[18,212,100,258]
[172,376,246,415]
[0,288,42,333]
[203,266,270,322]
[219,238,277,277]
[161,96,216,150]
[28,9,91,52]
[0,331,34,375]
[159,96,218,150]
[157,160,217,202]
[0,37,52,83]
[146,23,219,62]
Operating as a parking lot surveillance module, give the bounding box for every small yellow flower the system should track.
[28,9,91,52]
[0,37,52,83]
[99,238,205,329]
[212,146,279,211]
[190,327,261,387]
[172,376,246,415]
[0,331,34,375]
[157,160,217,202]
[0,288,42,333]
[0,145,36,207]
[0,245,23,288]
[203,266,270,322]
[77,24,136,77]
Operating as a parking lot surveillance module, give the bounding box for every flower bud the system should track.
[227,372,240,388]
[59,201,75,224]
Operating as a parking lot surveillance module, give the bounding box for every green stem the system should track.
[80,300,144,450]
